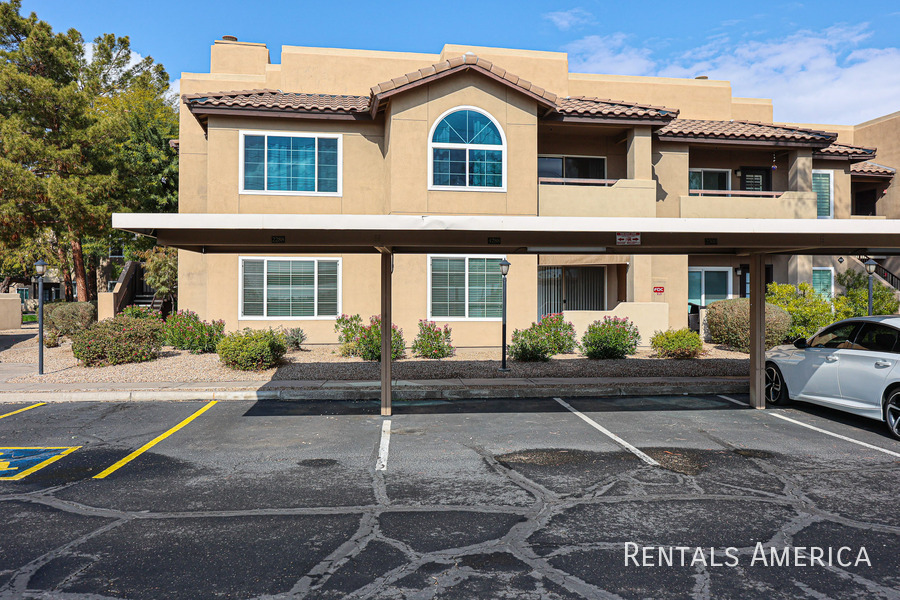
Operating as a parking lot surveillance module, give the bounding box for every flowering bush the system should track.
[537,313,578,354]
[164,310,224,354]
[355,315,405,361]
[281,327,307,351]
[581,316,641,359]
[217,328,287,371]
[412,320,454,359]
[334,314,364,357]
[72,315,165,367]
[123,305,163,321]
[509,326,553,362]
[650,328,704,359]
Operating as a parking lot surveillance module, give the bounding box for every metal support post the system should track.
[868,273,874,316]
[500,273,509,371]
[380,251,392,416]
[749,253,766,409]
[38,275,44,376]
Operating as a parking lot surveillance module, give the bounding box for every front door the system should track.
[741,167,772,192]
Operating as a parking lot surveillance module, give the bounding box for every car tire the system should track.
[765,363,790,405]
[883,389,900,441]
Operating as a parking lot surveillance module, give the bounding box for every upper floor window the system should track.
[689,169,730,195]
[241,131,341,196]
[812,170,833,219]
[429,108,506,191]
[539,155,607,184]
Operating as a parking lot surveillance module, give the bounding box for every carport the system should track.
[113,213,900,415]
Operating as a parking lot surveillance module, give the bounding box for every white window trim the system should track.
[812,169,834,219]
[812,266,835,297]
[688,266,734,306]
[427,106,507,193]
[239,130,342,197]
[689,168,732,191]
[427,254,507,321]
[238,256,342,321]
[538,154,608,179]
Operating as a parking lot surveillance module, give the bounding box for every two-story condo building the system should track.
[167,38,897,346]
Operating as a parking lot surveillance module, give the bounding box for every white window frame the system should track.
[428,106,507,193]
[538,154,608,179]
[239,130,342,197]
[812,169,834,219]
[812,266,835,297]
[427,254,507,321]
[238,256,342,321]
[688,266,734,306]
[689,168,732,191]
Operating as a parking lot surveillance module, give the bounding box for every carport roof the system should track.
[113,213,900,256]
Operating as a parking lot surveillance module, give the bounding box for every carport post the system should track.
[749,253,766,409]
[380,250,392,416]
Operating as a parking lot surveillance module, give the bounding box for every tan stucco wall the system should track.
[854,111,900,218]
[539,180,656,217]
[731,98,773,122]
[0,293,20,330]
[564,302,669,347]
[680,191,818,219]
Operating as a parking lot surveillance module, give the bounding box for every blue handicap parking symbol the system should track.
[0,447,80,480]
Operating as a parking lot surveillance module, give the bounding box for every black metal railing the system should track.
[858,256,900,291]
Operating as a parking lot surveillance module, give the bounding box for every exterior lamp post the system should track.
[865,259,877,316]
[499,259,511,372]
[34,259,47,375]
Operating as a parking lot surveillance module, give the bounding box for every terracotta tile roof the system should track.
[814,142,876,160]
[553,96,677,120]
[656,119,836,145]
[851,161,895,177]
[370,54,558,107]
[183,89,370,113]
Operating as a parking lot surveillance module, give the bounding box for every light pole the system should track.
[499,259,511,372]
[34,259,47,375]
[865,259,877,316]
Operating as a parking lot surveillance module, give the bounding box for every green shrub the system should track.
[164,309,224,354]
[509,325,552,362]
[581,316,641,359]
[217,328,287,371]
[651,328,704,358]
[766,282,835,341]
[412,320,454,359]
[334,314,364,357]
[282,327,307,351]
[21,314,37,323]
[44,331,60,348]
[72,315,165,367]
[706,298,792,351]
[833,269,900,319]
[123,305,163,321]
[355,315,405,361]
[537,313,578,354]
[45,302,96,339]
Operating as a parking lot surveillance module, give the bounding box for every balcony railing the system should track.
[689,189,784,198]
[539,177,618,187]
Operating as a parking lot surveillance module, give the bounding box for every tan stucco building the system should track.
[172,38,898,346]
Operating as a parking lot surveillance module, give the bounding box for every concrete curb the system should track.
[0,380,749,403]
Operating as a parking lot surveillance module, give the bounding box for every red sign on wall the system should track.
[653,286,665,294]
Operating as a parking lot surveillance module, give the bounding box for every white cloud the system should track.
[564,24,900,124]
[543,8,595,31]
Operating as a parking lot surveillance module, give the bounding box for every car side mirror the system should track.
[793,338,809,349]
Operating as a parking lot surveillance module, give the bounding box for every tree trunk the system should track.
[86,261,97,301]
[0,276,10,294]
[70,235,88,302]
[55,243,74,302]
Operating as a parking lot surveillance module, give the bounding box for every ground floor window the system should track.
[537,265,605,318]
[429,255,504,319]
[240,257,340,319]
[16,288,28,303]
[812,267,834,297]
[688,267,732,307]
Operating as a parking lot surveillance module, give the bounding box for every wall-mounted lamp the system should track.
[838,257,844,264]
[735,267,743,277]
[735,169,742,178]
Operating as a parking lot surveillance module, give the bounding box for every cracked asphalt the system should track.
[0,394,898,599]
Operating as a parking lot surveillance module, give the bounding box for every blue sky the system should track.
[21,0,900,124]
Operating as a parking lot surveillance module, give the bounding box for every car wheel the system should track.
[884,390,900,441]
[765,363,790,405]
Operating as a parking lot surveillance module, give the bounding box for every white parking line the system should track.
[375,419,391,471]
[717,395,749,407]
[554,398,659,467]
[718,395,900,459]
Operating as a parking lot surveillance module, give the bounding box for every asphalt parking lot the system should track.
[0,394,898,600]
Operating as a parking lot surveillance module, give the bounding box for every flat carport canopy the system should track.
[114,213,900,415]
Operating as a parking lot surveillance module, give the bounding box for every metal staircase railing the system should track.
[857,256,900,291]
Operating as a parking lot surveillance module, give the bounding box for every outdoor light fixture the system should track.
[34,259,47,375]
[838,257,844,264]
[865,259,877,316]
[735,267,743,277]
[499,259,511,372]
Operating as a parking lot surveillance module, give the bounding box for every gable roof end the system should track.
[814,142,877,161]
[851,161,895,178]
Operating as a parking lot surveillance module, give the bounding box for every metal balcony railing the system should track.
[689,189,784,197]
[538,177,618,186]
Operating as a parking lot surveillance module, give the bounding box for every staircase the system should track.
[132,294,164,311]
[856,255,900,292]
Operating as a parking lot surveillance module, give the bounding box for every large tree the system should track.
[0,1,177,300]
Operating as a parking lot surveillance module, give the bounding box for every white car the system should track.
[765,316,900,440]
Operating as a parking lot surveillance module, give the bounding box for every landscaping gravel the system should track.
[1,327,749,385]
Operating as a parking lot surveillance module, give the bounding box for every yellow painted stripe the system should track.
[0,446,81,481]
[93,401,217,479]
[0,403,46,420]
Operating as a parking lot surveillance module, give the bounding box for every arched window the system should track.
[429,107,506,190]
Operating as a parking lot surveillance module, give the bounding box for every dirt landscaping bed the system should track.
[1,327,749,385]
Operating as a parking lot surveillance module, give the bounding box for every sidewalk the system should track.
[0,368,748,402]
